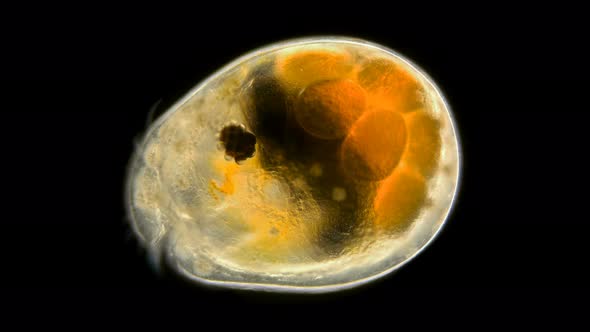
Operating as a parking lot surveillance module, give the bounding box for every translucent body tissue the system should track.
[126,37,461,292]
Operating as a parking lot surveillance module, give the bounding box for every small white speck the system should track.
[310,163,323,177]
[332,187,346,201]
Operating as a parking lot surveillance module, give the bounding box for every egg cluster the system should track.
[242,46,442,237]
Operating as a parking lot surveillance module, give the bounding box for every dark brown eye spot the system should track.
[218,123,256,163]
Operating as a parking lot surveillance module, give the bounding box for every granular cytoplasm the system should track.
[126,37,461,292]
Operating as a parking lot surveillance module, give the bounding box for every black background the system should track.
[2,5,588,320]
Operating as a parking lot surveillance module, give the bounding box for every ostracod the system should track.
[126,37,461,292]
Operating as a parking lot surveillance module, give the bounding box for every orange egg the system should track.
[358,58,425,113]
[340,110,407,181]
[373,166,427,235]
[404,110,442,177]
[275,49,353,91]
[295,79,366,140]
